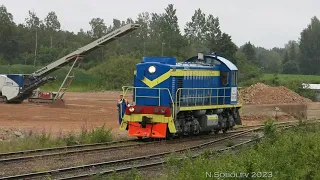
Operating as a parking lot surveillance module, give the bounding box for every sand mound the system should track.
[239,83,312,105]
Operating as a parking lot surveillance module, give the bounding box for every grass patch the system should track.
[240,73,320,88]
[263,73,320,84]
[0,124,113,153]
[158,122,320,180]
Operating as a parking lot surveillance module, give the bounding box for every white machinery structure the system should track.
[0,23,140,103]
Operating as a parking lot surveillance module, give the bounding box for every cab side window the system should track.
[221,72,229,86]
[232,71,237,86]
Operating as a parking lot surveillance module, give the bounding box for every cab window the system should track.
[205,57,221,65]
[232,71,237,86]
[221,72,229,86]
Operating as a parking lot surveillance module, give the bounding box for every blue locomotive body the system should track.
[121,53,242,139]
[133,55,238,107]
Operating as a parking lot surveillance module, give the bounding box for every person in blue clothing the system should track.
[117,94,129,125]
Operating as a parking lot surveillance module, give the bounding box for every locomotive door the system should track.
[220,71,230,104]
[176,77,183,105]
[221,72,229,86]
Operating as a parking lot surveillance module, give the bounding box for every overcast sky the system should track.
[1,0,319,49]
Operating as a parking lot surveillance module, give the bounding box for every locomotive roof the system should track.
[140,55,238,71]
[213,55,238,71]
[185,55,238,71]
[174,63,215,69]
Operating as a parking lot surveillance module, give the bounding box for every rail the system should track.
[122,86,175,118]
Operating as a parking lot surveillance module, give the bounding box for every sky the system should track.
[1,0,319,49]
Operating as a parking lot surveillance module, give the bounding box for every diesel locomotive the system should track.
[120,53,242,139]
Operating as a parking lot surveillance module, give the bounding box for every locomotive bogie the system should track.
[172,107,241,137]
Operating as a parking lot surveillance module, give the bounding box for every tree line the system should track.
[0,4,319,80]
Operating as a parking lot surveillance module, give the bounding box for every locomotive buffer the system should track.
[0,23,140,104]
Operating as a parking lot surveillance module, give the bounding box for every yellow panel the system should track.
[141,70,171,88]
[207,115,218,120]
[171,70,220,76]
[138,69,220,88]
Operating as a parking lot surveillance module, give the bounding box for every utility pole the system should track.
[161,42,165,56]
[143,41,146,55]
[34,28,38,67]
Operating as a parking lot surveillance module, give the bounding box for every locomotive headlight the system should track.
[148,66,156,73]
[129,107,135,112]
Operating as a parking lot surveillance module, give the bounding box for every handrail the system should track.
[121,86,175,119]
[175,87,232,114]
[121,86,234,121]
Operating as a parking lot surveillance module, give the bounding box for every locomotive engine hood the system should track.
[136,57,175,86]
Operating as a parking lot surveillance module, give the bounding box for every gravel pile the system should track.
[239,83,312,105]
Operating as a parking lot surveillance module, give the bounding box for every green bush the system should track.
[78,124,113,144]
[89,55,141,90]
[236,52,263,86]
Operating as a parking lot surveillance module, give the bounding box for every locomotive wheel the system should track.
[214,130,219,134]
[165,129,173,140]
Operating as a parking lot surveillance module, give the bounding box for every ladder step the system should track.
[67,76,75,78]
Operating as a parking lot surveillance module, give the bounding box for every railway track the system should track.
[55,124,297,180]
[0,123,296,180]
[0,120,302,162]
[0,120,315,179]
[0,139,144,163]
[0,121,306,165]
[0,128,250,165]
[0,120,291,164]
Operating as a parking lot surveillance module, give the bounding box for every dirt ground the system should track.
[0,92,133,140]
[0,91,301,141]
